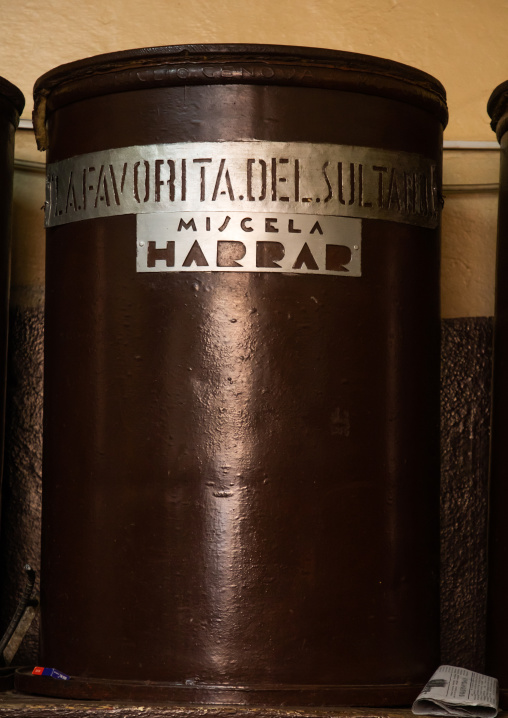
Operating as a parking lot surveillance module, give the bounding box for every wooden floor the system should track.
[2,685,505,718]
[0,693,425,718]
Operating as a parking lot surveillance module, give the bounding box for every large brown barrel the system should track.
[0,79,24,516]
[22,45,447,705]
[486,83,508,707]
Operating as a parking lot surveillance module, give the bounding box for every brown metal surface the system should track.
[34,46,446,705]
[487,86,508,707]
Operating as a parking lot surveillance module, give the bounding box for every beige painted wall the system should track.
[3,0,508,317]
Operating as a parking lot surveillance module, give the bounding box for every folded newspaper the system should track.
[412,665,499,718]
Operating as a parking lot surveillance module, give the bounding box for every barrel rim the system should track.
[488,80,508,138]
[33,44,448,97]
[32,44,448,150]
[0,76,25,122]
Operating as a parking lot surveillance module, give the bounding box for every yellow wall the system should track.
[3,0,508,317]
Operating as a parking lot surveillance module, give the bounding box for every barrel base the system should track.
[15,669,422,706]
[498,688,508,711]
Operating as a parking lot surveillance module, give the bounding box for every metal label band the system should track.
[45,141,440,230]
[136,212,362,276]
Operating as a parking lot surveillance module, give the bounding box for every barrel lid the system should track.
[33,43,448,150]
[0,76,25,127]
[487,80,508,140]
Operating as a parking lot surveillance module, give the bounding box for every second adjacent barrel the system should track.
[0,77,24,676]
[486,82,508,709]
[0,78,23,492]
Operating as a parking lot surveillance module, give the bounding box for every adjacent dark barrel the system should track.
[0,78,24,515]
[486,84,508,708]
[23,45,447,704]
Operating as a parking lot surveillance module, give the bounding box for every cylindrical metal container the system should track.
[0,78,24,517]
[24,45,447,705]
[486,84,508,707]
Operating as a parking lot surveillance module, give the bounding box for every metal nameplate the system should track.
[136,212,362,276]
[45,141,440,229]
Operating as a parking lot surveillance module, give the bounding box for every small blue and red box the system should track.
[32,666,70,680]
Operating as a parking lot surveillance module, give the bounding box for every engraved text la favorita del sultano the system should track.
[45,141,440,230]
